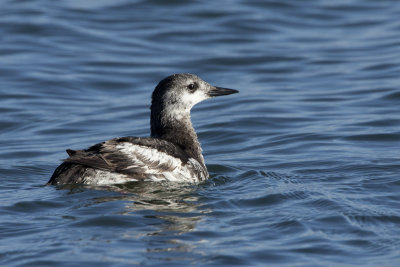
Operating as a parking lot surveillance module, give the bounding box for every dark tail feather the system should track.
[66,149,76,156]
[46,162,86,185]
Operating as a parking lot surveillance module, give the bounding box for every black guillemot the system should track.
[48,73,238,185]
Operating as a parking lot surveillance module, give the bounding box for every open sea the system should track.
[1,0,400,266]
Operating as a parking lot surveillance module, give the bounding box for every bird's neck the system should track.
[150,105,205,166]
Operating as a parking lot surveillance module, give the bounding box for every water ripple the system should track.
[1,0,400,265]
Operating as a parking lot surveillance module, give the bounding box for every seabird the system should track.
[47,73,238,185]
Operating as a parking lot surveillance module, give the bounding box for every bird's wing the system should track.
[63,137,191,179]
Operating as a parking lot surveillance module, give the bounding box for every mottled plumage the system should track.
[48,73,238,185]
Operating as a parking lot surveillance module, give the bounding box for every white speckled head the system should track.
[152,73,238,113]
[151,73,238,138]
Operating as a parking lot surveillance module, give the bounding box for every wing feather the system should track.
[63,137,192,180]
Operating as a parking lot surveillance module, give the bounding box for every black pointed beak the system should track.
[208,86,239,97]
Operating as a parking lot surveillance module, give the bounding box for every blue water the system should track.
[1,0,400,266]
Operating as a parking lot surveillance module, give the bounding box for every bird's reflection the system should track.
[90,181,202,212]
[61,181,210,260]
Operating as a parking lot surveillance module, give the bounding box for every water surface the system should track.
[1,0,400,266]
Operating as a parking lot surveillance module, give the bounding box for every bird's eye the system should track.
[187,83,197,92]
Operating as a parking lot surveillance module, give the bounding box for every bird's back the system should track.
[48,137,208,185]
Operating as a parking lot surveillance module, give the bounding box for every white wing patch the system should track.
[115,142,206,182]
